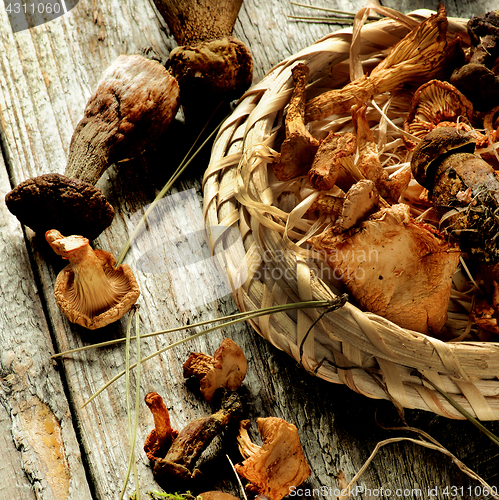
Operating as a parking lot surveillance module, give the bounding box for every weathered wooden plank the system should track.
[0,0,498,499]
[0,153,92,498]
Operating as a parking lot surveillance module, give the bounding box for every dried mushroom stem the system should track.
[151,0,243,45]
[152,391,243,486]
[144,392,178,461]
[271,63,319,181]
[65,54,180,185]
[305,4,459,122]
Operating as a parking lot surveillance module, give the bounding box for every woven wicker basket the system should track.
[203,9,499,420]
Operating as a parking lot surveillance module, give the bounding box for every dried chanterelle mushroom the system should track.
[183,338,247,403]
[45,230,140,329]
[5,54,180,240]
[235,417,311,500]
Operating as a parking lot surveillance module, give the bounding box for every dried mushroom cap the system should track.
[46,230,140,329]
[235,417,311,500]
[336,179,378,231]
[5,173,114,240]
[308,204,461,335]
[169,36,253,103]
[403,80,474,151]
[410,127,476,190]
[65,54,180,185]
[183,338,247,402]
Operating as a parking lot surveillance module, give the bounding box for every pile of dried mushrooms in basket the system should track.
[270,5,499,340]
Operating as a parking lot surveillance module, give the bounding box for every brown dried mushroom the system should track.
[45,230,140,329]
[183,338,247,403]
[65,54,180,185]
[411,127,499,265]
[5,173,114,240]
[403,79,474,150]
[271,63,319,181]
[235,417,311,500]
[151,391,243,487]
[309,204,461,335]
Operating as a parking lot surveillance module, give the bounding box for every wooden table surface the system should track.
[1,0,499,499]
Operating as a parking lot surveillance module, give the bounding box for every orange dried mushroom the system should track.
[271,63,319,181]
[235,417,311,500]
[46,230,140,329]
[144,392,178,461]
[183,338,247,403]
[403,79,475,150]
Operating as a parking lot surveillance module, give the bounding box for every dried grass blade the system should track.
[80,299,333,408]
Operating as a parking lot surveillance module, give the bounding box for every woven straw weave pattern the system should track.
[203,9,499,420]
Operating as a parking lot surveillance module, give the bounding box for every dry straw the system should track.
[203,6,499,420]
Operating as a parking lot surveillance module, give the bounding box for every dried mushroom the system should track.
[352,104,410,203]
[5,173,114,240]
[308,204,460,335]
[411,127,499,264]
[151,391,243,487]
[235,417,311,500]
[169,36,253,121]
[6,54,180,240]
[183,338,247,403]
[308,131,357,191]
[144,392,179,461]
[271,63,319,181]
[45,230,140,329]
[305,4,461,122]
[336,179,379,231]
[65,54,180,185]
[451,10,499,111]
[403,79,475,150]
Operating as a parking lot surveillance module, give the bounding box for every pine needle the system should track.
[80,299,335,408]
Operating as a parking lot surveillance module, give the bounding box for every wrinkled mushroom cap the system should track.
[5,173,114,240]
[410,127,476,190]
[403,79,474,151]
[235,417,311,500]
[183,338,247,402]
[46,230,140,329]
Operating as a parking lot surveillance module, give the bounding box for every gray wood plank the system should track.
[0,0,498,499]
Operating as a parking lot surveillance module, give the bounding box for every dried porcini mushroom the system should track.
[65,54,180,185]
[235,417,311,500]
[169,36,253,118]
[45,230,140,329]
[411,127,499,264]
[271,63,319,181]
[144,392,179,461]
[5,173,114,240]
[151,0,243,46]
[403,79,474,150]
[305,4,461,122]
[309,204,460,335]
[6,54,179,240]
[183,338,247,403]
[151,391,243,487]
[450,10,499,111]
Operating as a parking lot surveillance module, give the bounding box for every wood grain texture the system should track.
[0,0,498,499]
